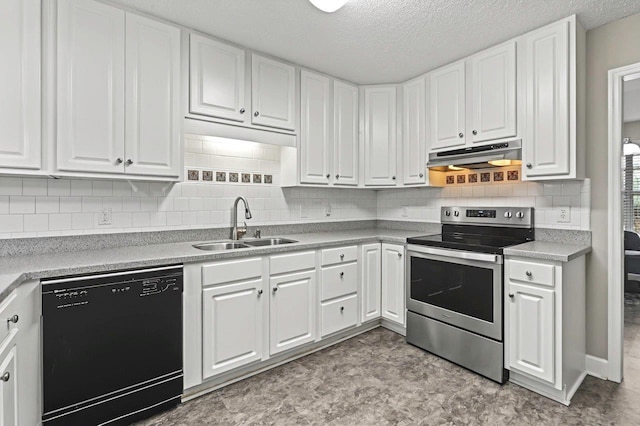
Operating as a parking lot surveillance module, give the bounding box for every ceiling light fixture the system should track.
[308,0,348,13]
[624,138,640,156]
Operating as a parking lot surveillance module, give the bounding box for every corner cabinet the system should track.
[361,243,382,323]
[363,86,398,186]
[522,16,585,180]
[56,0,182,179]
[0,0,41,173]
[505,255,586,405]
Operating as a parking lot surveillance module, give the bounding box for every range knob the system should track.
[504,211,513,219]
[444,210,451,217]
[515,211,525,219]
[454,211,460,217]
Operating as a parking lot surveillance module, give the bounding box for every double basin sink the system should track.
[193,238,298,252]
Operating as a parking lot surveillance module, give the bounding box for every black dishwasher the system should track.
[42,265,184,425]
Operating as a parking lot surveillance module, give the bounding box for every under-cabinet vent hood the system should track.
[427,140,522,171]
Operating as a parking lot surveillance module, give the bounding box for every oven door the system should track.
[407,244,503,341]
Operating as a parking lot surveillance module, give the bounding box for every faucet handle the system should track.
[254,228,262,239]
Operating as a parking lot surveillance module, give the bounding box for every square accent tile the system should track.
[493,171,504,182]
[229,172,239,183]
[264,174,273,184]
[216,171,226,182]
[446,176,455,185]
[507,170,519,181]
[187,170,199,181]
[253,174,262,184]
[456,175,466,184]
[241,173,251,183]
[202,170,213,181]
[468,173,478,183]
[481,172,491,182]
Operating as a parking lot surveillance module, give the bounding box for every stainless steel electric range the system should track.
[406,206,534,383]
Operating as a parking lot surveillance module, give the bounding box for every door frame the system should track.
[607,62,640,383]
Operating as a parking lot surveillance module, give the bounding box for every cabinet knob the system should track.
[240,108,246,114]
[472,130,478,135]
[419,173,424,178]
[458,133,464,138]
[336,174,340,179]
[326,174,330,179]
[525,271,532,277]
[398,253,402,258]
[257,289,263,296]
[340,306,344,313]
[526,163,532,169]
[0,372,9,382]
[254,111,260,117]
[392,176,396,180]
[6,315,18,324]
[126,159,133,166]
[340,254,344,260]
[272,287,278,293]
[115,158,123,165]
[340,272,344,278]
[509,293,514,298]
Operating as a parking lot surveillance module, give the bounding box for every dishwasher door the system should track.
[42,265,183,425]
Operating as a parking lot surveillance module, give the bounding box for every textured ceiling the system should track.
[108,0,640,84]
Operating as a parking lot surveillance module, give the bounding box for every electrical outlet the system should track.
[99,208,112,225]
[325,203,332,217]
[556,207,570,223]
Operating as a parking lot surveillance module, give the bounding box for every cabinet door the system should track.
[0,340,18,426]
[333,81,359,186]
[57,0,126,174]
[361,243,381,323]
[469,41,517,143]
[402,78,427,184]
[251,54,296,131]
[364,86,397,186]
[270,270,316,355]
[0,0,41,170]
[202,279,263,378]
[300,70,331,184]
[523,21,570,177]
[430,61,466,150]
[508,282,555,384]
[189,34,246,122]
[381,243,405,326]
[125,14,181,177]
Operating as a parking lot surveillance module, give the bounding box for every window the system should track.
[623,154,640,232]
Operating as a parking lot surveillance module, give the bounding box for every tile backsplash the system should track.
[0,134,591,238]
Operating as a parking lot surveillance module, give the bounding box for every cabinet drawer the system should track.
[270,251,315,275]
[508,259,555,287]
[0,291,18,344]
[321,246,357,266]
[321,262,358,301]
[321,294,358,337]
[202,258,262,287]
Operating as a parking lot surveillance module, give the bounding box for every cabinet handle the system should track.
[115,158,123,165]
[526,163,532,169]
[240,108,246,114]
[458,133,464,138]
[6,315,18,324]
[257,289,263,296]
[340,254,344,260]
[509,293,514,298]
[126,159,133,166]
[419,173,424,178]
[472,130,477,135]
[392,176,396,180]
[340,306,344,313]
[272,287,278,293]
[340,272,344,278]
[525,271,532,277]
[254,111,260,117]
[398,253,402,258]
[336,174,340,179]
[0,372,9,382]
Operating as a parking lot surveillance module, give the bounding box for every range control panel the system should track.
[441,207,534,227]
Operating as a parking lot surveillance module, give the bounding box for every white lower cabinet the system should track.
[381,243,405,326]
[202,278,264,379]
[0,334,18,426]
[361,243,381,323]
[321,295,358,337]
[505,255,586,405]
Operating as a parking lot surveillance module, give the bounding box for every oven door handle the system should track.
[407,245,501,264]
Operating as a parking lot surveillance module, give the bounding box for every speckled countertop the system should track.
[503,241,591,262]
[0,229,428,303]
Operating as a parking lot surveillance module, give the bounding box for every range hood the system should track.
[427,140,522,171]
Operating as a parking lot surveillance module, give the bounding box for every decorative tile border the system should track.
[202,170,213,181]
[184,169,275,185]
[443,166,521,186]
[187,170,199,181]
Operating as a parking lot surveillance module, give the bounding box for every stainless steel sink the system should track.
[243,238,298,247]
[193,241,250,251]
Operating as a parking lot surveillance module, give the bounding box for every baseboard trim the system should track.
[380,318,406,336]
[585,354,608,380]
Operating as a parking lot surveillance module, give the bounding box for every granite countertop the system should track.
[0,228,427,303]
[503,241,591,262]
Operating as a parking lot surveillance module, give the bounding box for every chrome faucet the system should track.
[232,196,252,240]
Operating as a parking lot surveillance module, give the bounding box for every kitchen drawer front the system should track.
[0,291,18,344]
[270,251,315,275]
[202,258,262,287]
[321,294,358,337]
[508,259,555,287]
[321,262,358,301]
[321,246,358,266]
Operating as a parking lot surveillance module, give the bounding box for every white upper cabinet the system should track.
[402,77,427,184]
[0,0,41,171]
[125,14,181,177]
[300,70,331,184]
[56,0,126,174]
[333,81,359,186]
[469,41,517,143]
[430,61,466,150]
[189,35,246,122]
[252,54,296,131]
[523,20,571,178]
[363,86,397,186]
